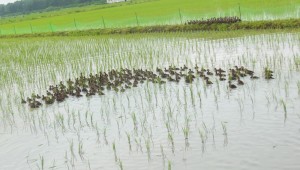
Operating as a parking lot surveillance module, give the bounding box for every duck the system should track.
[98,91,105,95]
[42,95,47,100]
[234,66,241,71]
[21,98,26,104]
[133,82,138,87]
[219,77,226,81]
[113,87,119,92]
[26,97,32,102]
[218,68,226,73]
[206,69,213,76]
[45,96,55,105]
[237,77,244,85]
[106,85,111,90]
[198,72,205,77]
[205,77,213,85]
[29,99,42,108]
[175,75,181,82]
[29,102,39,109]
[156,67,162,72]
[82,87,88,92]
[56,93,65,102]
[238,72,247,77]
[215,68,225,74]
[158,80,166,84]
[206,79,213,85]
[183,65,188,70]
[120,88,125,92]
[265,74,274,79]
[67,78,74,85]
[75,91,82,97]
[185,74,195,83]
[228,81,237,89]
[244,67,254,75]
[46,91,52,96]
[228,74,237,81]
[168,76,175,82]
[86,92,93,97]
[31,93,37,99]
[188,69,194,74]
[214,68,219,75]
[125,84,130,89]
[161,73,169,78]
[250,74,259,79]
[264,68,274,79]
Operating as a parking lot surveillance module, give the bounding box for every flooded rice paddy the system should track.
[0,31,300,170]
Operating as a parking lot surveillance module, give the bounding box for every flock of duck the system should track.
[186,16,241,25]
[22,65,274,109]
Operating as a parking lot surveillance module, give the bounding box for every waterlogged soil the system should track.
[0,32,300,170]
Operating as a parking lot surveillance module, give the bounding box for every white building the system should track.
[107,0,127,3]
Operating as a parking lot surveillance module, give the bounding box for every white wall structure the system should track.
[107,0,126,4]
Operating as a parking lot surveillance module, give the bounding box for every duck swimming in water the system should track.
[237,77,244,85]
[228,81,237,89]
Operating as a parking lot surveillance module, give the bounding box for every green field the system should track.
[0,0,299,35]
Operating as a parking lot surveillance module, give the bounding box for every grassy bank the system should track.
[1,19,300,38]
[0,0,299,35]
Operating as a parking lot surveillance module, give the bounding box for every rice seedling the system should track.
[132,112,137,130]
[297,81,300,95]
[125,132,132,151]
[160,144,166,164]
[168,132,174,152]
[182,117,190,140]
[112,141,117,162]
[236,97,244,115]
[284,80,289,97]
[69,140,76,160]
[96,124,100,143]
[280,99,287,121]
[145,138,151,160]
[168,160,172,170]
[78,140,85,160]
[221,122,228,146]
[37,155,45,170]
[118,158,123,170]
[78,111,83,128]
[103,127,108,145]
[90,113,95,129]
[88,160,91,170]
[198,128,207,145]
[213,90,219,110]
[295,57,300,70]
[49,159,56,170]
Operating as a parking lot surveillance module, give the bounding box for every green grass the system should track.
[1,19,299,38]
[0,0,299,35]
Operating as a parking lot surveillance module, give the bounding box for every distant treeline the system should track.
[0,0,106,17]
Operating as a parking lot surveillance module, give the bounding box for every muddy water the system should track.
[0,32,300,170]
